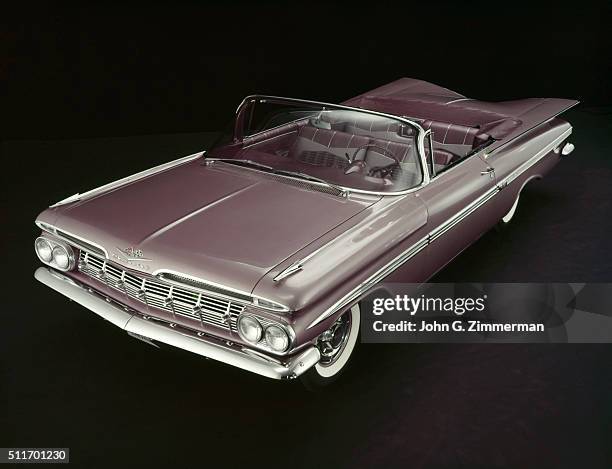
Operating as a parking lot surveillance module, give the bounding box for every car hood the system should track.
[40,160,377,294]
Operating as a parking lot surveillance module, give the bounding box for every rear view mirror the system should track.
[309,117,332,130]
[398,124,413,138]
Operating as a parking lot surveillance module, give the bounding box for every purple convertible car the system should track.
[34,78,577,387]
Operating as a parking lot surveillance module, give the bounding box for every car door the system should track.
[417,153,501,280]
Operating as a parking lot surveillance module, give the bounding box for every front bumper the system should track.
[34,267,320,380]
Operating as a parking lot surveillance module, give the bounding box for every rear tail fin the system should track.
[346,78,579,151]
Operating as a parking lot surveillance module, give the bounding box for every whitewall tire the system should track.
[300,304,360,390]
[496,193,520,231]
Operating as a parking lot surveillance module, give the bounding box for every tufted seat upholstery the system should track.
[371,138,415,162]
[291,124,417,165]
[323,113,485,169]
[419,119,480,146]
[296,125,370,150]
[431,148,458,166]
[246,119,470,174]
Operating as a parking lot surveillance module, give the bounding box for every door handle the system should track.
[480,167,495,178]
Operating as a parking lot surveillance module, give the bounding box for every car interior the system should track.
[208,103,498,192]
[216,109,424,192]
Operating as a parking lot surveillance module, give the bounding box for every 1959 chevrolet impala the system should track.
[34,78,577,388]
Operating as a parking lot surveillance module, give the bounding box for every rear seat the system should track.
[423,146,459,171]
[296,125,370,150]
[416,119,495,169]
[292,125,371,166]
[418,119,491,149]
[292,124,417,167]
[247,116,476,174]
[420,119,478,146]
[371,138,414,162]
[332,113,484,149]
[333,114,476,169]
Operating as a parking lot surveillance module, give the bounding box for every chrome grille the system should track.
[78,251,244,331]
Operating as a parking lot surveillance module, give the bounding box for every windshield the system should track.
[206,97,423,193]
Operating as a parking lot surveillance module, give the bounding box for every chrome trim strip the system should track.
[236,95,425,133]
[307,235,429,329]
[502,128,571,187]
[273,262,303,282]
[425,129,436,177]
[49,151,204,208]
[429,187,500,243]
[418,128,432,185]
[153,268,291,313]
[273,242,330,282]
[35,221,109,258]
[306,128,572,329]
[34,267,319,380]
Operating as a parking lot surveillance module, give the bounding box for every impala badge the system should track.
[112,247,152,271]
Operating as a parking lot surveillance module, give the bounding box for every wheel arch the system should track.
[500,173,543,225]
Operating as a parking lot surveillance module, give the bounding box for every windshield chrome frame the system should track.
[227,95,430,196]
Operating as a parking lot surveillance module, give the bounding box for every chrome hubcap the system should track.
[317,311,351,366]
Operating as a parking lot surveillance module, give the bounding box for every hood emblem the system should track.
[117,247,151,261]
[112,247,152,271]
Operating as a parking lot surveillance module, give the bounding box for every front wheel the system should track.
[300,304,360,390]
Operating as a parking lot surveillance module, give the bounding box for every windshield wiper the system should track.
[205,158,276,173]
[206,158,348,196]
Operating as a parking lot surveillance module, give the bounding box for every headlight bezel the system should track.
[264,324,291,353]
[35,236,76,272]
[236,312,295,355]
[52,245,72,270]
[35,237,53,262]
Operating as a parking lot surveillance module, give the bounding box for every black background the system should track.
[3,1,612,140]
[2,2,612,468]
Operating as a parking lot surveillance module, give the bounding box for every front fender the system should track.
[254,193,429,345]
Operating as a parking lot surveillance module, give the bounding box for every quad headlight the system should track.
[264,325,290,352]
[35,238,53,262]
[52,245,71,270]
[237,313,293,354]
[237,314,263,343]
[35,236,75,271]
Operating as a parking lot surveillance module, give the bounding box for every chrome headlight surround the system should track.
[236,312,295,355]
[35,236,76,272]
[35,237,53,262]
[264,325,291,353]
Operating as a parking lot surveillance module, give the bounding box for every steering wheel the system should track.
[348,143,400,177]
